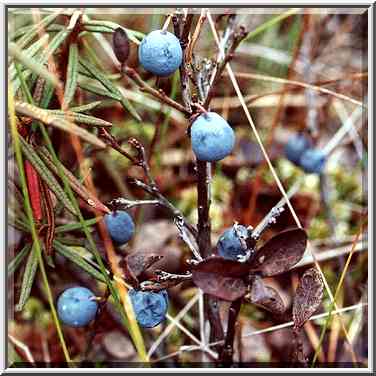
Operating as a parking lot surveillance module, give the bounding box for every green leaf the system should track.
[8,244,32,276]
[45,110,112,128]
[81,20,144,44]
[15,101,106,148]
[10,34,49,82]
[53,240,107,282]
[63,43,79,108]
[15,245,39,311]
[16,11,61,49]
[13,29,72,92]
[9,43,61,88]
[79,56,141,121]
[69,101,102,113]
[78,78,122,101]
[55,218,100,233]
[18,136,78,215]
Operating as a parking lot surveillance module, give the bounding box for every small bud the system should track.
[113,27,130,64]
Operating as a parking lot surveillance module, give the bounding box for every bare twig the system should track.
[122,65,191,116]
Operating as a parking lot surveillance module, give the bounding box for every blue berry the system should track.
[104,210,135,245]
[190,112,235,162]
[57,287,98,327]
[217,224,248,261]
[284,134,312,165]
[138,30,183,77]
[299,148,326,174]
[129,289,168,328]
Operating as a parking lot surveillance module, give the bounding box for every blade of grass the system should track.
[312,223,365,366]
[243,8,302,42]
[8,82,72,363]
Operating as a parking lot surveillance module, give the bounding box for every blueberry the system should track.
[129,289,168,328]
[138,30,183,77]
[217,224,248,261]
[284,134,312,165]
[190,112,235,162]
[104,210,135,245]
[299,148,326,174]
[57,287,98,327]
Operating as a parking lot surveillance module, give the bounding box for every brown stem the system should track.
[122,65,191,116]
[220,298,242,364]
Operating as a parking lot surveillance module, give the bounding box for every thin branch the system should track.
[122,65,191,116]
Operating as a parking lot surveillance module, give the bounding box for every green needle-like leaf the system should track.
[79,56,141,121]
[53,241,107,283]
[18,136,78,215]
[15,245,39,312]
[15,101,106,148]
[63,43,79,108]
[9,42,61,88]
[8,244,32,276]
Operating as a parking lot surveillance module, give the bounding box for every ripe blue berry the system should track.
[57,287,98,327]
[138,30,183,77]
[129,289,168,328]
[104,210,135,245]
[299,148,326,174]
[217,224,248,261]
[190,112,235,162]
[284,134,312,165]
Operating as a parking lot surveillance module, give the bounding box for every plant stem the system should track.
[219,298,242,364]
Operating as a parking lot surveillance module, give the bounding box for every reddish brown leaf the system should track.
[113,27,130,64]
[125,251,163,277]
[191,257,248,301]
[247,275,286,315]
[293,268,324,329]
[250,228,307,277]
[25,160,43,222]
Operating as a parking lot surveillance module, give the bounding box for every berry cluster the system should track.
[284,133,326,174]
[57,28,238,329]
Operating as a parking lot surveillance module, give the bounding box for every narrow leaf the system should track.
[55,218,100,234]
[37,146,110,214]
[16,11,61,49]
[247,275,286,315]
[18,136,77,215]
[53,241,106,282]
[9,43,61,88]
[69,101,102,113]
[10,34,49,82]
[250,228,307,277]
[62,43,79,108]
[15,246,39,311]
[8,244,32,276]
[79,57,141,121]
[15,101,106,148]
[45,110,112,127]
[293,268,324,329]
[78,79,122,101]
